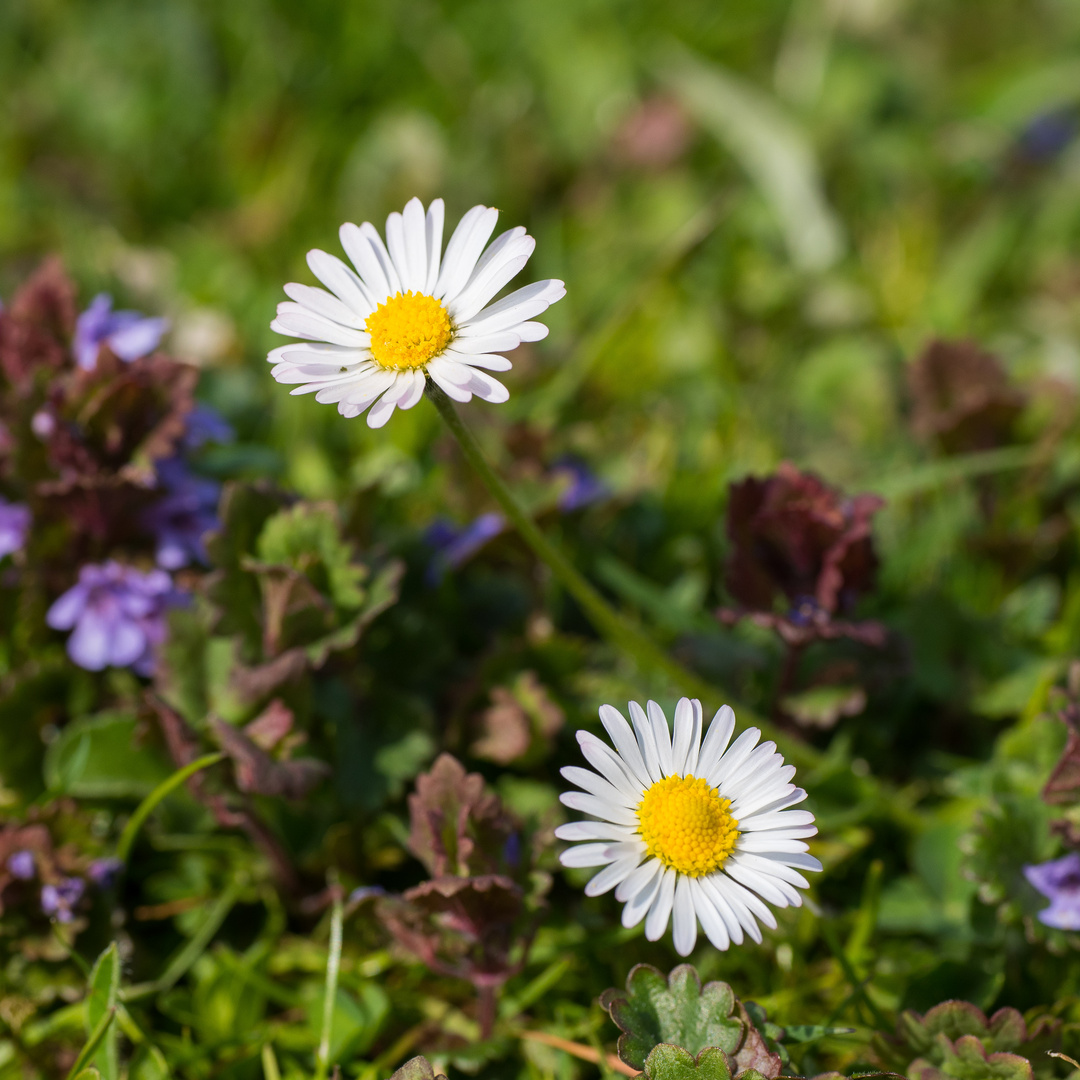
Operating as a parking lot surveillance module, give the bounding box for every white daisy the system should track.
[556,697,821,956]
[268,197,565,429]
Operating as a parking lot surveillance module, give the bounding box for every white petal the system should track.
[576,732,645,801]
[307,249,375,316]
[744,788,809,818]
[555,821,638,842]
[559,791,639,827]
[585,850,643,896]
[283,282,367,330]
[457,279,566,335]
[426,355,473,385]
[740,809,816,832]
[450,232,535,323]
[444,350,512,372]
[515,321,550,341]
[402,196,430,292]
[560,843,621,869]
[340,223,390,299]
[698,876,743,945]
[366,390,400,429]
[628,700,663,783]
[615,856,662,903]
[597,704,652,789]
[672,875,698,956]
[736,835,809,855]
[384,210,410,291]
[464,368,509,404]
[427,366,473,402]
[560,765,638,809]
[647,700,676,777]
[697,705,736,775]
[644,867,677,941]
[424,199,445,294]
[447,333,521,355]
[435,205,499,303]
[693,883,732,950]
[620,861,664,928]
[710,875,765,942]
[706,728,762,788]
[342,369,397,405]
[671,697,698,776]
[723,859,792,908]
[731,851,810,890]
[271,310,369,348]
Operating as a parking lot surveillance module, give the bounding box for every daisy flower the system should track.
[556,697,821,955]
[268,198,565,428]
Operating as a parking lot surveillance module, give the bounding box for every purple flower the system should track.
[88,857,123,890]
[182,403,234,451]
[6,850,35,880]
[1024,854,1080,929]
[41,877,85,923]
[424,512,505,583]
[552,457,607,512]
[46,560,184,676]
[142,458,220,569]
[1016,111,1075,164]
[73,293,169,372]
[0,498,31,559]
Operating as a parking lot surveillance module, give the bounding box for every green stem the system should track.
[116,751,225,864]
[428,384,715,697]
[314,884,344,1080]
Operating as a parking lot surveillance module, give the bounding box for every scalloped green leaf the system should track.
[643,1045,753,1080]
[601,964,744,1071]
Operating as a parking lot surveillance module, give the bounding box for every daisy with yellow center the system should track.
[556,697,821,955]
[268,198,565,428]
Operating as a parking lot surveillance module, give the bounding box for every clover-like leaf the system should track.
[600,964,744,1072]
[390,1056,448,1080]
[910,1034,1034,1080]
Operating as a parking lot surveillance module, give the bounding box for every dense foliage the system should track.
[3,0,1080,1077]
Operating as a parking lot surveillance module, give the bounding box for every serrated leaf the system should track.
[601,964,744,1071]
[85,944,120,1080]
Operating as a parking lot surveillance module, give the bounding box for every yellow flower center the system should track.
[365,291,453,370]
[637,775,739,877]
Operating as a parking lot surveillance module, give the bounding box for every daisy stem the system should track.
[428,383,721,703]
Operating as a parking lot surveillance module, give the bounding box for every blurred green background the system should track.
[4,0,1079,519]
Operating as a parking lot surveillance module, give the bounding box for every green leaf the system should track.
[600,964,744,1071]
[642,1044,757,1080]
[44,712,172,798]
[85,944,120,1080]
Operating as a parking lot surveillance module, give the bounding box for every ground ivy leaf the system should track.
[600,963,744,1071]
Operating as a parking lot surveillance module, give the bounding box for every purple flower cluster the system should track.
[1024,854,1080,930]
[143,458,221,570]
[73,293,168,372]
[0,497,30,559]
[46,561,184,675]
[425,512,505,583]
[41,877,85,923]
[6,850,35,880]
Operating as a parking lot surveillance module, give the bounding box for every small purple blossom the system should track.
[6,850,35,880]
[0,497,31,559]
[88,857,123,890]
[1024,853,1080,929]
[1016,110,1076,164]
[348,885,386,904]
[424,512,505,583]
[73,293,169,372]
[41,877,85,923]
[553,457,607,512]
[46,560,184,676]
[182,403,234,451]
[142,458,220,570]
